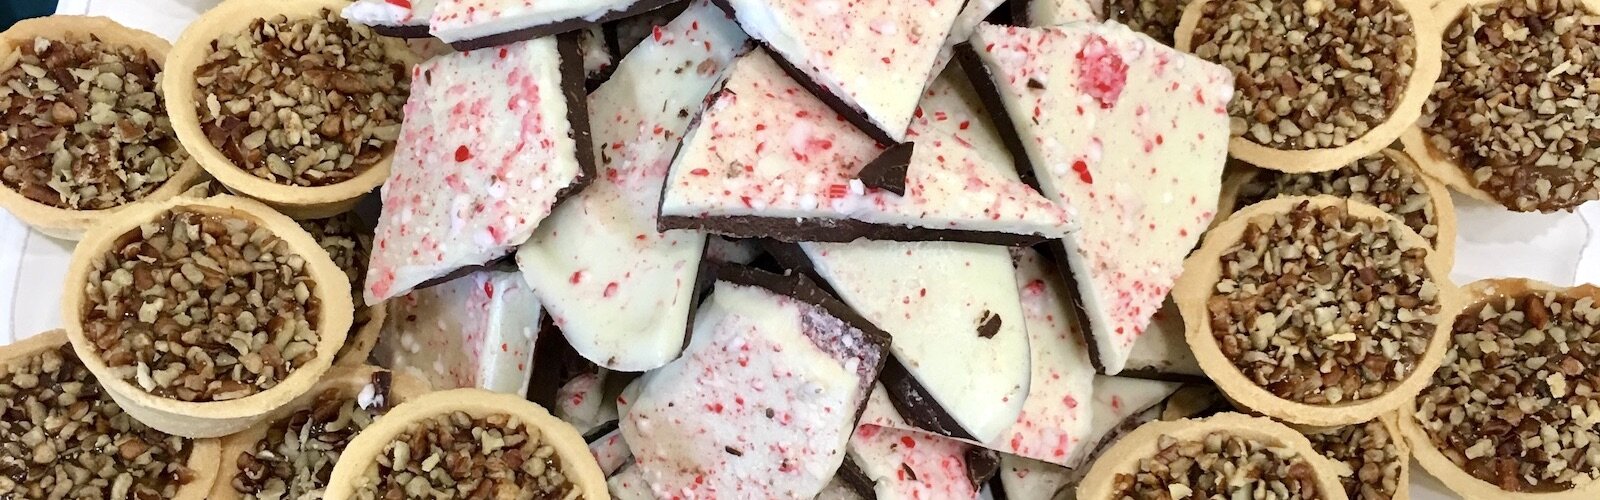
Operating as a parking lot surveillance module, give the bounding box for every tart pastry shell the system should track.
[1175,0,1444,174]
[164,0,417,219]
[209,365,428,499]
[61,195,354,438]
[1215,148,1458,269]
[323,388,608,500]
[0,330,222,500]
[1174,195,1459,427]
[1399,278,1600,500]
[0,16,206,240]
[1076,412,1350,500]
[334,301,386,367]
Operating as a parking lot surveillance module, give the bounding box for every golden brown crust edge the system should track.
[1174,0,1444,174]
[323,389,609,500]
[0,16,206,239]
[1399,278,1600,500]
[1076,412,1350,500]
[163,0,416,218]
[208,365,429,500]
[1174,195,1460,427]
[60,194,353,438]
[1213,149,1458,270]
[0,330,222,500]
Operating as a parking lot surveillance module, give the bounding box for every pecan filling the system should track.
[194,9,407,187]
[1111,432,1323,499]
[1415,290,1600,492]
[1192,0,1416,150]
[232,372,393,498]
[1208,201,1439,405]
[82,209,322,402]
[1237,153,1440,246]
[360,412,576,499]
[1419,0,1600,212]
[0,36,187,209]
[1305,419,1404,499]
[0,344,197,497]
[1106,0,1190,47]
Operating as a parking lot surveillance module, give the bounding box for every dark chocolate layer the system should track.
[371,23,433,39]
[446,0,683,51]
[658,214,1049,246]
[553,31,599,207]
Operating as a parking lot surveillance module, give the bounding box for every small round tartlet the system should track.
[1401,0,1600,212]
[1175,196,1457,427]
[1300,414,1411,500]
[1218,148,1458,266]
[165,0,414,219]
[211,366,427,499]
[62,194,353,438]
[1175,0,1442,173]
[1402,278,1600,499]
[0,16,204,239]
[1077,413,1349,500]
[0,330,221,499]
[325,389,607,500]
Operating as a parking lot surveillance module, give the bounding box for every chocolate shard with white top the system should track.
[847,385,1000,500]
[607,463,655,500]
[795,240,1031,444]
[1016,0,1102,27]
[712,0,966,143]
[1119,297,1205,381]
[375,269,543,397]
[992,248,1096,466]
[517,1,747,372]
[587,427,633,477]
[621,266,889,498]
[430,0,683,50]
[342,0,439,37]
[958,22,1233,374]
[658,50,1072,245]
[365,34,592,303]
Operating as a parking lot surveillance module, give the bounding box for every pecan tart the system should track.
[324,389,607,500]
[297,211,385,367]
[62,195,353,438]
[1401,0,1600,212]
[0,330,221,499]
[210,366,427,499]
[1218,148,1457,265]
[1174,196,1456,426]
[165,0,414,219]
[0,16,203,239]
[1301,414,1411,500]
[1175,0,1443,173]
[1076,412,1348,500]
[1403,278,1600,498]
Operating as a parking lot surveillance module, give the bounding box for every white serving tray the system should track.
[7,3,1600,498]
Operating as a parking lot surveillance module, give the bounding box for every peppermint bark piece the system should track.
[658,50,1071,245]
[607,463,655,500]
[556,370,620,435]
[1120,298,1204,380]
[517,1,747,372]
[429,0,682,50]
[715,0,966,143]
[959,22,1233,374]
[375,269,543,396]
[620,267,889,498]
[845,386,999,500]
[365,35,592,303]
[797,240,1030,444]
[995,248,1096,466]
[343,0,439,37]
[588,427,633,476]
[1017,0,1102,27]
[996,455,1074,500]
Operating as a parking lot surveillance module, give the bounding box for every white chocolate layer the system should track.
[375,270,542,397]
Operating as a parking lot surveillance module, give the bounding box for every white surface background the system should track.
[5,2,1599,498]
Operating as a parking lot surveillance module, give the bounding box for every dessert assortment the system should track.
[2,0,1598,498]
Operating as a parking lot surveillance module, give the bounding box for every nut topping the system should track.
[231,374,392,498]
[194,9,407,187]
[1304,419,1404,499]
[360,412,577,500]
[80,208,321,402]
[0,35,187,209]
[0,344,198,497]
[1237,153,1441,246]
[1110,431,1322,498]
[299,212,374,363]
[1207,201,1439,405]
[1106,0,1191,46]
[1415,289,1600,492]
[1419,0,1600,212]
[1192,0,1417,150]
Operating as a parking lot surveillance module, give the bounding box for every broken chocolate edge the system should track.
[553,31,599,207]
[371,23,433,39]
[658,214,1047,247]
[1041,241,1108,373]
[837,456,877,498]
[445,0,684,51]
[965,448,1001,491]
[856,142,915,196]
[683,238,720,353]
[525,310,573,408]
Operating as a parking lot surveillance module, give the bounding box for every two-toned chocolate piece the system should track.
[376,268,544,396]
